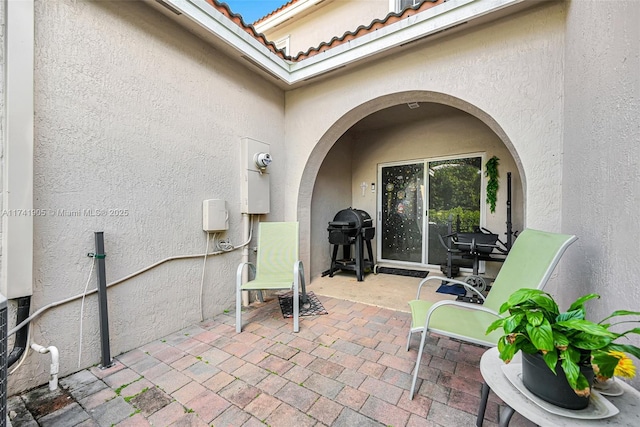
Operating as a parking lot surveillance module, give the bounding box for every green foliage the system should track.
[485,156,500,213]
[114,376,143,396]
[428,208,480,230]
[487,288,640,396]
[429,158,482,211]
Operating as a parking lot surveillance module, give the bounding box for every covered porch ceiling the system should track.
[347,103,462,133]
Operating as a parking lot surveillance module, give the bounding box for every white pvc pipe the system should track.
[241,213,250,306]
[30,343,59,391]
[9,238,254,338]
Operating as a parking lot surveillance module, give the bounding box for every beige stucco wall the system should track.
[6,0,285,394]
[288,2,566,279]
[562,0,640,388]
[263,0,391,56]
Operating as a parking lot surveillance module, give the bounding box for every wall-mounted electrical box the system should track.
[240,138,271,214]
[203,199,228,232]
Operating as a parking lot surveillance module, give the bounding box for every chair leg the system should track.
[409,329,428,399]
[293,281,300,333]
[406,329,412,351]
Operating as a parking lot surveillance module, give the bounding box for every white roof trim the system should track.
[169,0,291,81]
[167,0,526,85]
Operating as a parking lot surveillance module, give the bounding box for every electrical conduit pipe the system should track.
[30,343,59,391]
[241,213,250,307]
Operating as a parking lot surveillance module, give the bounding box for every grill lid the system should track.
[328,208,372,230]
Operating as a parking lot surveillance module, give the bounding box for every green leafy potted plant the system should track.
[485,156,499,214]
[486,288,640,409]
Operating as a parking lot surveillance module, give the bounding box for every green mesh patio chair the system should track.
[236,222,306,333]
[407,228,577,399]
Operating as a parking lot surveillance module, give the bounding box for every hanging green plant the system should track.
[485,156,500,213]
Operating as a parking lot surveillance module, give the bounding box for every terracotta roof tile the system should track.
[206,0,445,62]
[291,0,445,61]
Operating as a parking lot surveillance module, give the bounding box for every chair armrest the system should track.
[416,276,486,302]
[293,260,305,287]
[293,260,304,279]
[236,262,255,289]
[294,260,306,299]
[424,299,501,329]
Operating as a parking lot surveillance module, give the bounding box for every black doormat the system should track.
[278,291,328,318]
[376,267,429,278]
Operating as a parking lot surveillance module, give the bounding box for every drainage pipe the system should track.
[7,296,32,368]
[30,343,59,391]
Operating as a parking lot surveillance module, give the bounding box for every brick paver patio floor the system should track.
[7,295,535,426]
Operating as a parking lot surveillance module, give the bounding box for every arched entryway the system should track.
[297,91,526,283]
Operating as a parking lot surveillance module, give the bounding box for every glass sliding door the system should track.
[378,155,482,267]
[379,162,425,263]
[426,157,482,267]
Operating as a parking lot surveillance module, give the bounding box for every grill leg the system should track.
[355,237,363,281]
[365,239,374,265]
[329,245,339,277]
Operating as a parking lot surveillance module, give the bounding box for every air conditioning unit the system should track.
[1,293,7,427]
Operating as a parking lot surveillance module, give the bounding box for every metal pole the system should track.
[94,232,113,369]
[506,172,513,250]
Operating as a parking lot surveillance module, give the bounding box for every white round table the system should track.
[477,347,640,427]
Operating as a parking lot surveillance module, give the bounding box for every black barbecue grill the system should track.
[327,208,375,281]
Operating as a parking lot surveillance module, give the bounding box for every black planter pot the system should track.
[521,352,594,410]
